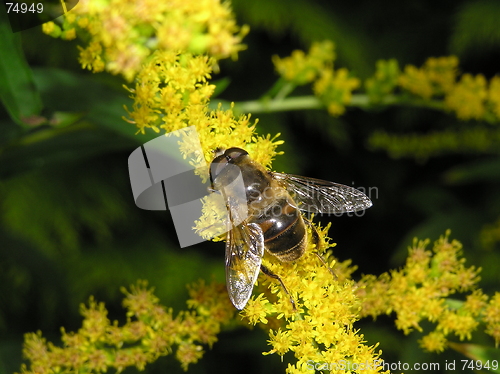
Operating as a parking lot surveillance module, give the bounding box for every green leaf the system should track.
[450,0,500,57]
[444,157,500,185]
[0,154,133,258]
[0,122,138,180]
[0,11,43,126]
[32,67,160,141]
[212,77,231,97]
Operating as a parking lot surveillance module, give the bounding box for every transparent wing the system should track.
[272,172,373,214]
[225,204,264,310]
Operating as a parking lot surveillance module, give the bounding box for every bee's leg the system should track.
[314,252,337,279]
[260,264,296,311]
[305,219,336,278]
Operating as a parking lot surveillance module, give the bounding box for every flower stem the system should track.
[228,94,446,115]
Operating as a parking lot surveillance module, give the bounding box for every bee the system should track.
[209,147,372,310]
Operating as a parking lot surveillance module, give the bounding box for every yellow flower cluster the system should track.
[125,51,283,168]
[357,231,500,353]
[273,41,359,116]
[480,217,500,250]
[240,224,387,374]
[125,51,283,239]
[399,56,459,99]
[19,280,236,373]
[445,74,488,120]
[365,59,400,103]
[396,56,500,121]
[488,76,500,119]
[368,126,500,161]
[313,68,361,116]
[42,0,248,81]
[19,226,499,372]
[483,293,500,345]
[272,41,335,85]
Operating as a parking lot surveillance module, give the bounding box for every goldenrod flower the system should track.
[41,21,61,37]
[264,328,292,357]
[125,51,282,166]
[273,41,335,85]
[272,41,359,116]
[237,229,386,374]
[242,293,275,325]
[488,76,500,120]
[483,292,500,346]
[399,65,434,99]
[480,217,500,250]
[399,56,459,99]
[365,59,400,102]
[357,231,491,353]
[425,56,459,93]
[419,331,447,353]
[445,73,488,120]
[437,309,478,341]
[20,280,237,373]
[176,342,203,371]
[313,68,360,116]
[42,0,248,81]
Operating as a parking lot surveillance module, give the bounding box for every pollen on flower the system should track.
[236,224,387,373]
[79,296,109,342]
[419,331,447,353]
[78,42,104,73]
[463,289,488,316]
[242,294,274,325]
[483,292,500,346]
[273,41,335,85]
[398,65,434,99]
[488,76,500,120]
[437,310,478,341]
[444,73,487,120]
[264,328,292,357]
[20,280,242,372]
[365,59,400,102]
[398,56,459,99]
[41,21,61,37]
[176,342,203,371]
[357,231,491,354]
[313,67,360,116]
[62,28,77,40]
[424,56,459,93]
[42,0,248,81]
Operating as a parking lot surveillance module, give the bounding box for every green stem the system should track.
[234,96,322,114]
[274,82,296,101]
[230,94,447,115]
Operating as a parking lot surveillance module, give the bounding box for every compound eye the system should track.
[209,154,228,183]
[224,147,248,160]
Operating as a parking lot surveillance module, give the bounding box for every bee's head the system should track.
[209,147,249,185]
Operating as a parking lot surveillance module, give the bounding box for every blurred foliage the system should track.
[1,0,500,373]
[450,0,500,60]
